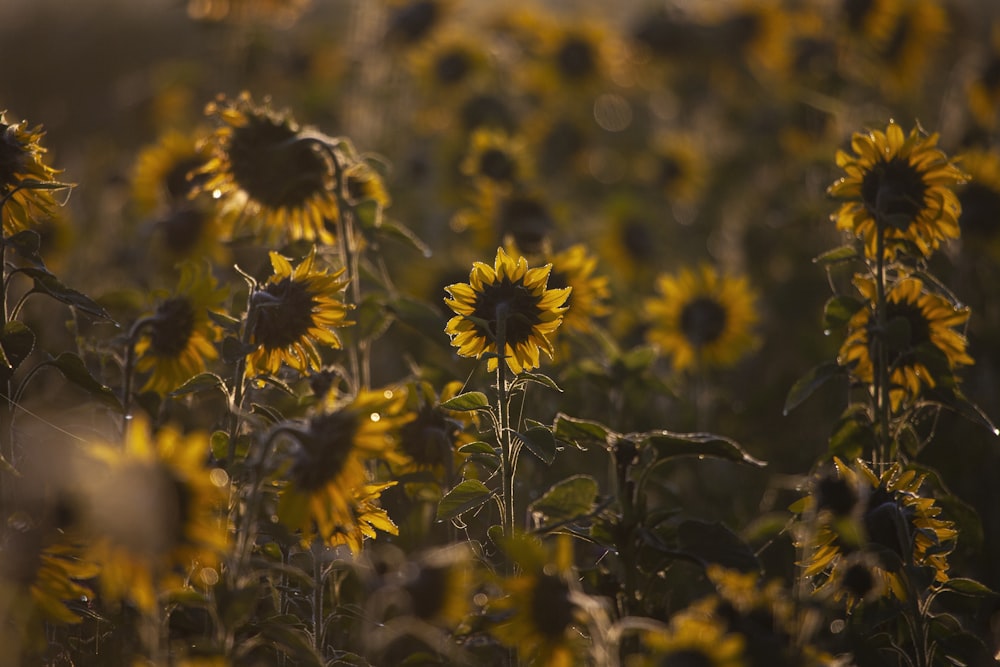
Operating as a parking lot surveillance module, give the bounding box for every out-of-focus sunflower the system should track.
[344,159,391,210]
[489,535,589,667]
[275,388,412,552]
[187,0,310,26]
[828,121,965,260]
[838,274,973,411]
[384,0,452,47]
[519,17,623,96]
[860,0,949,94]
[0,111,67,235]
[645,264,760,373]
[408,29,490,96]
[453,184,560,255]
[131,128,226,263]
[444,247,571,374]
[636,133,707,205]
[956,148,1000,251]
[509,243,610,337]
[704,0,792,77]
[460,129,532,191]
[198,93,339,245]
[967,24,1000,131]
[796,457,957,601]
[245,247,353,378]
[837,0,901,45]
[77,419,230,612]
[627,611,745,667]
[134,261,227,395]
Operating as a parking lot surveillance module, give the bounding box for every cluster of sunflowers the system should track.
[3,0,1000,665]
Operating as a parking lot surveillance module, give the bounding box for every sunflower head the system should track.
[245,247,353,378]
[444,247,571,374]
[838,274,973,412]
[645,264,760,373]
[956,148,1000,246]
[198,93,339,245]
[135,261,228,395]
[828,121,966,260]
[0,111,67,235]
[627,610,746,667]
[394,381,477,487]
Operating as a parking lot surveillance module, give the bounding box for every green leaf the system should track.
[923,386,999,437]
[387,296,448,343]
[436,479,494,521]
[210,431,229,461]
[828,405,875,459]
[458,441,498,455]
[553,412,612,447]
[0,321,35,374]
[206,310,241,332]
[257,618,324,667]
[783,361,844,415]
[512,372,562,392]
[221,336,256,364]
[170,372,227,397]
[938,578,998,597]
[528,475,599,524]
[355,295,392,341]
[440,391,490,411]
[812,245,859,265]
[378,217,432,257]
[639,430,765,467]
[45,352,122,411]
[517,421,556,464]
[621,344,658,371]
[19,267,113,321]
[5,230,45,267]
[822,295,863,332]
[676,519,759,572]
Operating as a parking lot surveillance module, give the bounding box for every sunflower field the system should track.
[4,0,1000,665]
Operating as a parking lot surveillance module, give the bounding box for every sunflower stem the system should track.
[495,303,516,544]
[874,224,891,468]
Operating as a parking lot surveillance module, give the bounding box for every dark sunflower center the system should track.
[386,0,440,44]
[722,11,762,50]
[346,171,374,202]
[959,182,1000,238]
[680,297,728,347]
[252,278,317,350]
[842,562,876,598]
[842,0,875,32]
[658,649,715,667]
[471,277,543,346]
[292,411,358,491]
[165,156,208,201]
[873,300,932,368]
[863,488,915,564]
[860,156,927,228]
[816,474,859,517]
[529,573,574,638]
[399,405,457,467]
[980,56,1000,91]
[435,50,471,85]
[407,564,449,619]
[228,118,328,210]
[621,217,655,262]
[148,297,197,358]
[556,36,596,79]
[478,148,516,183]
[460,93,516,133]
[659,156,683,188]
[499,196,554,255]
[159,207,207,255]
[0,125,27,190]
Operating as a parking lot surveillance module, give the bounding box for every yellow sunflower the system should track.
[0,111,67,235]
[344,159,391,209]
[797,457,957,602]
[704,0,793,77]
[134,261,227,395]
[460,128,532,190]
[489,535,589,667]
[275,388,412,552]
[131,128,226,263]
[444,247,571,375]
[644,264,760,373]
[956,148,1000,250]
[245,247,353,378]
[453,184,560,256]
[407,28,491,95]
[636,133,707,205]
[627,611,745,667]
[77,419,230,612]
[828,121,966,260]
[198,92,339,245]
[838,274,973,411]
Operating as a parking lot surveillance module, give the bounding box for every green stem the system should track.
[495,304,515,542]
[874,226,891,468]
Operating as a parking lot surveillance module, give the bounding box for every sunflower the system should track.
[489,535,589,667]
[245,247,353,378]
[645,264,760,373]
[131,128,227,262]
[956,148,1000,248]
[134,261,228,395]
[198,92,339,245]
[627,611,745,667]
[853,0,949,94]
[385,0,452,46]
[967,24,1000,131]
[77,419,230,612]
[838,274,973,411]
[444,247,571,375]
[828,121,965,260]
[460,128,532,190]
[0,111,66,235]
[453,184,560,255]
[408,28,490,95]
[797,457,957,602]
[838,0,901,44]
[705,0,792,77]
[636,133,707,205]
[275,387,411,551]
[344,159,391,209]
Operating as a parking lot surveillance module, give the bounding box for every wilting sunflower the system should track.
[627,611,745,667]
[0,111,66,235]
[796,457,957,602]
[645,264,760,373]
[276,388,412,551]
[134,261,227,395]
[245,247,352,378]
[838,274,973,411]
[489,535,589,667]
[956,148,1000,249]
[828,121,966,260]
[198,92,339,245]
[77,419,230,612]
[444,247,571,375]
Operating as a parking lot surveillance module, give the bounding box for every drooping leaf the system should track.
[377,216,432,257]
[784,361,844,415]
[5,230,45,267]
[813,244,859,265]
[512,372,562,392]
[0,321,35,374]
[18,267,113,321]
[45,352,122,411]
[528,475,599,524]
[822,295,864,332]
[436,479,494,521]
[440,391,490,411]
[170,372,227,397]
[517,421,557,464]
[355,295,393,341]
[924,386,999,436]
[639,430,765,467]
[938,578,998,597]
[206,310,241,333]
[553,412,612,448]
